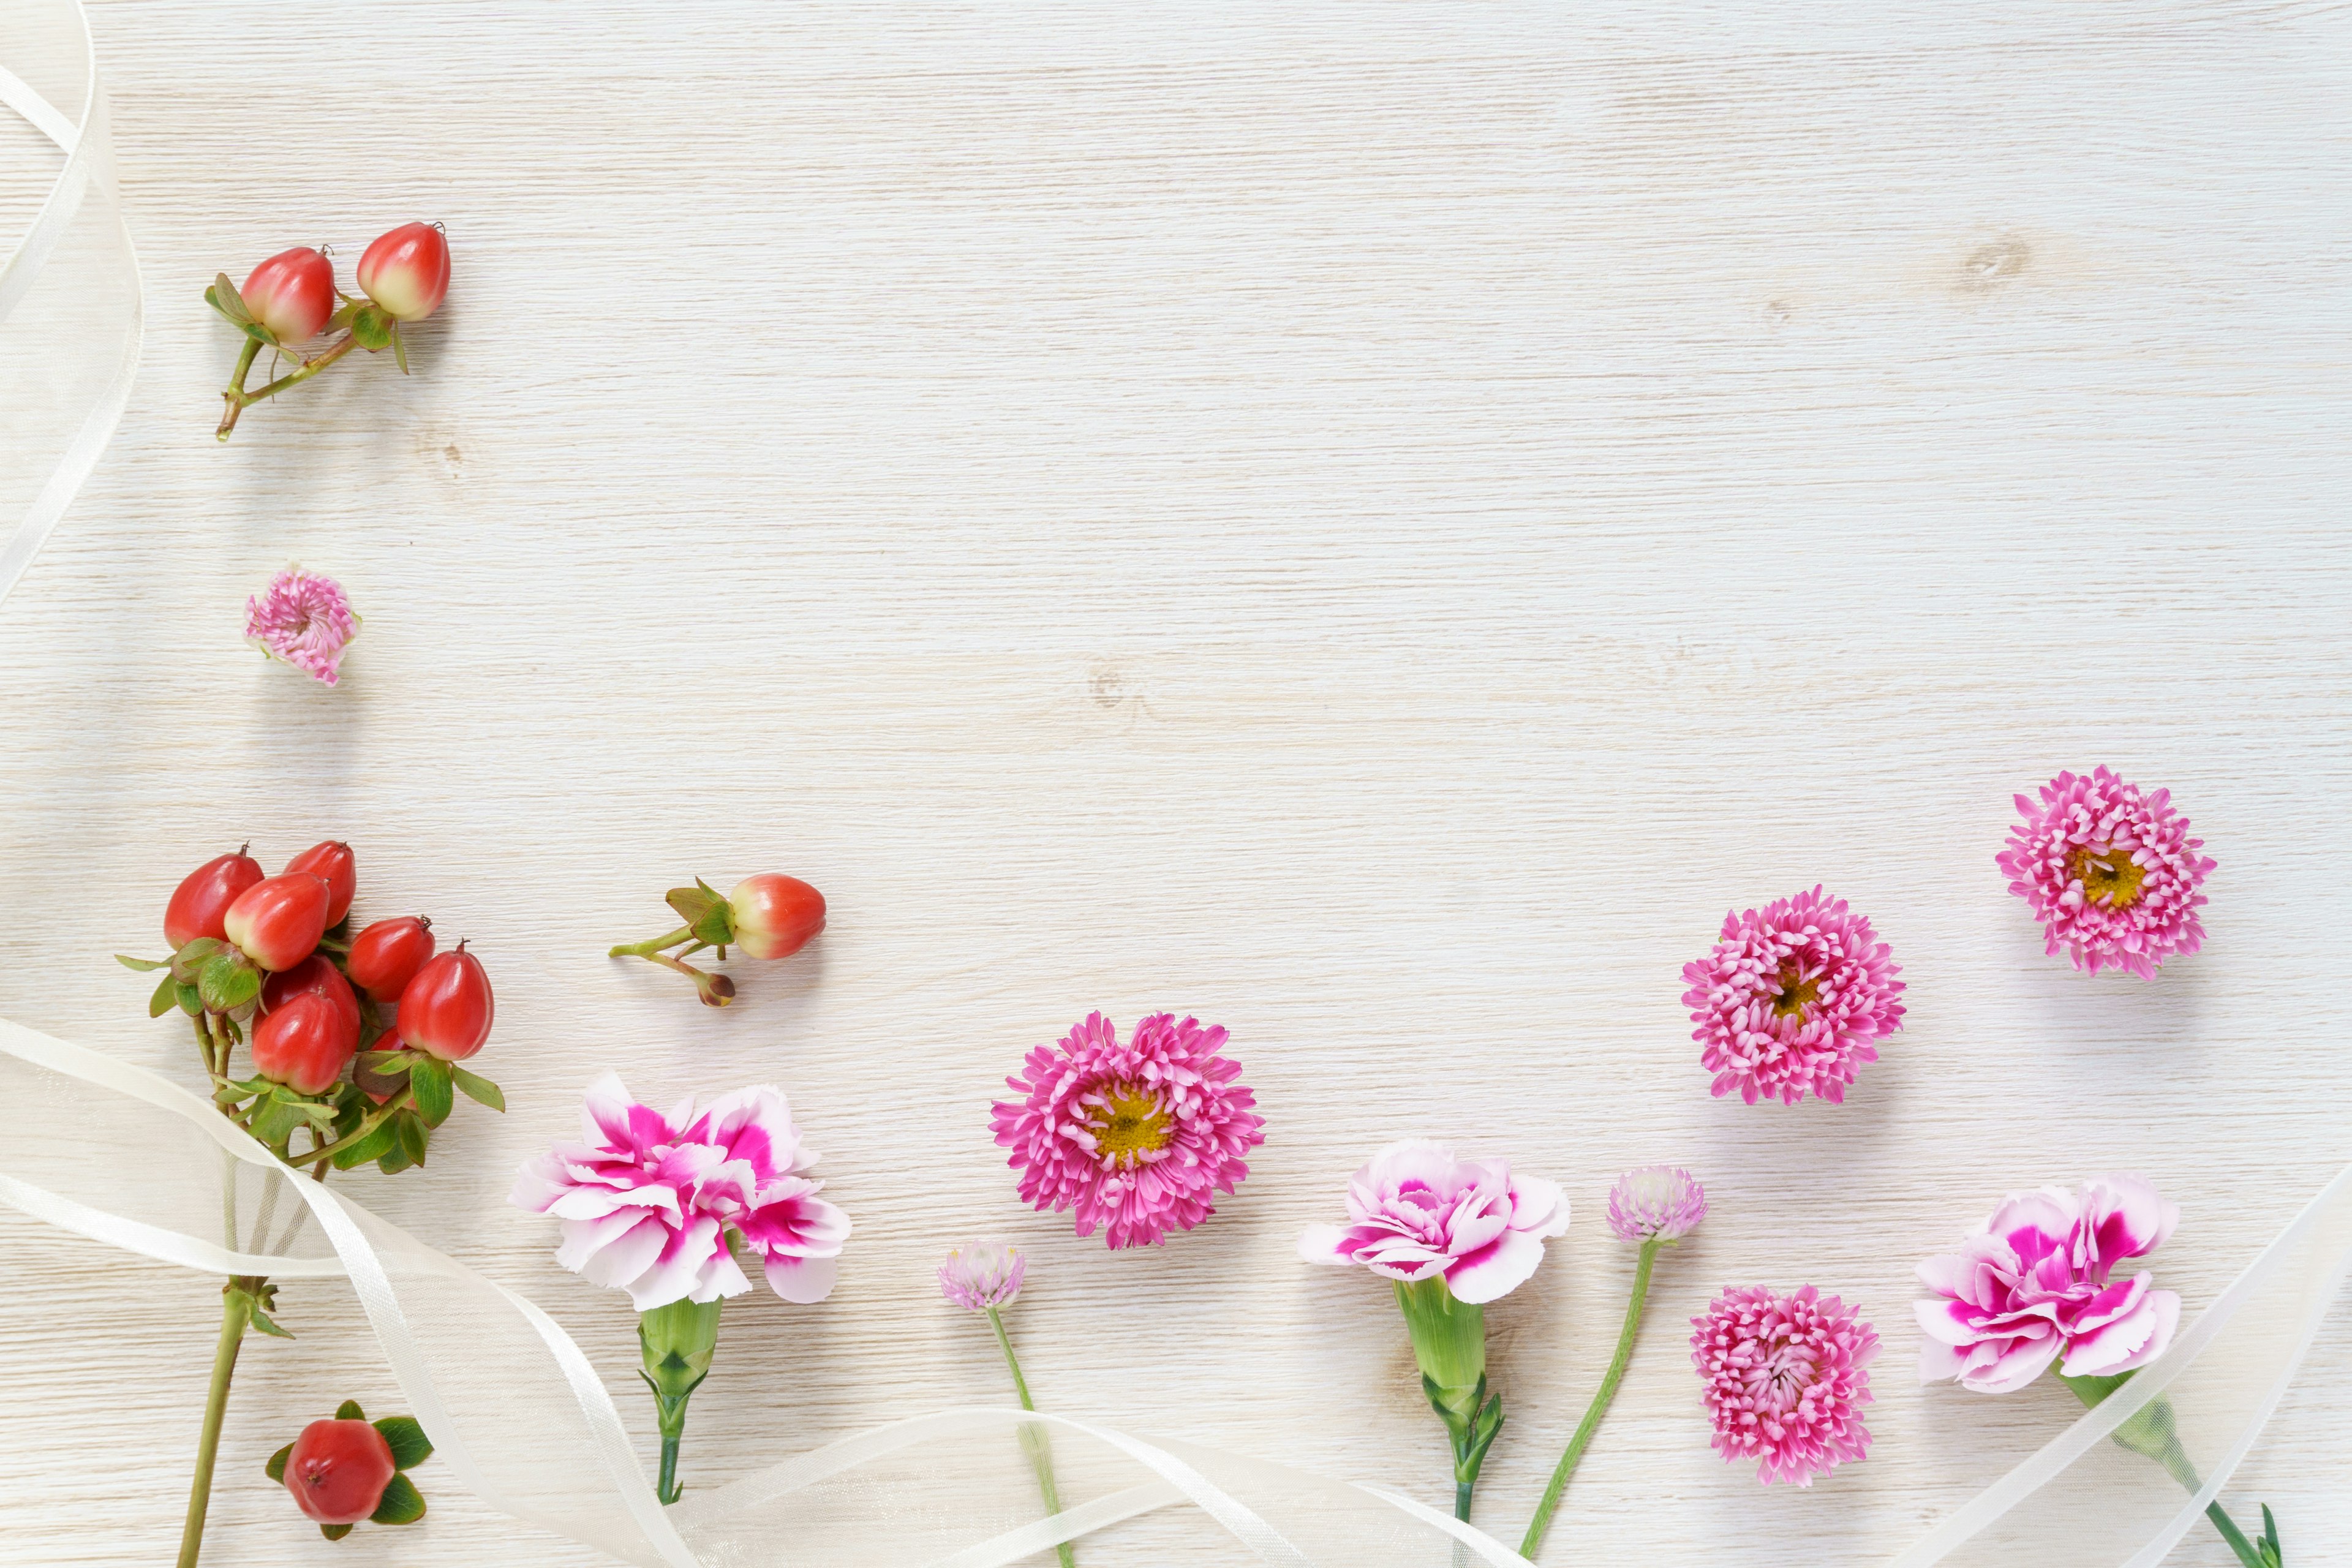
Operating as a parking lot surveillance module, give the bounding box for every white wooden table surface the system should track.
[4,2,2351,1564]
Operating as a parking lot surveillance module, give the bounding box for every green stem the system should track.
[609,925,695,958]
[176,1281,255,1568]
[296,1086,412,1169]
[988,1305,1077,1568]
[1520,1237,1660,1559]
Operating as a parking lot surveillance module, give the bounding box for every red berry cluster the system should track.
[266,1398,431,1540]
[208,222,453,440]
[120,842,502,1173]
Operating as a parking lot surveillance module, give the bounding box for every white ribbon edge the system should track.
[0,0,145,611]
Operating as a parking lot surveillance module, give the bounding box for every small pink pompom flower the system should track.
[1692,1284,1877,1486]
[938,1243,1026,1311]
[1298,1139,1570,1303]
[1607,1166,1706,1243]
[245,564,359,685]
[1916,1174,2181,1393]
[991,1012,1265,1249]
[1683,887,1904,1107]
[511,1071,851,1310]
[1997,767,2213,979]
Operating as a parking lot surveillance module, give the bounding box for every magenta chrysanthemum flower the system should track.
[1692,1284,1877,1487]
[244,564,358,685]
[1997,767,2213,979]
[1607,1166,1707,1242]
[1683,886,1904,1106]
[1298,1139,1570,1302]
[511,1071,851,1310]
[1916,1174,2181,1393]
[938,1243,1027,1310]
[990,1012,1265,1249]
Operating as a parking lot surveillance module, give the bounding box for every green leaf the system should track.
[245,1299,295,1339]
[320,1522,352,1540]
[176,982,203,1017]
[331,1115,401,1171]
[265,1442,293,1482]
[395,1110,429,1168]
[369,1471,426,1525]
[410,1058,453,1128]
[373,1415,431,1471]
[198,949,262,1013]
[450,1067,505,1112]
[349,304,394,351]
[149,973,179,1017]
[209,273,252,325]
[335,1398,365,1421]
[116,953,170,972]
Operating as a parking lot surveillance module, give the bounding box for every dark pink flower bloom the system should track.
[1683,887,1904,1106]
[1997,767,2213,978]
[990,1012,1264,1249]
[1692,1284,1877,1487]
[1916,1174,2181,1393]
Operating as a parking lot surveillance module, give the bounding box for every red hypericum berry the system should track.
[240,247,336,343]
[284,1418,396,1525]
[164,848,264,950]
[356,223,450,322]
[347,916,435,1003]
[282,840,357,928]
[222,872,332,972]
[260,954,362,1039]
[397,944,492,1062]
[726,874,826,960]
[250,992,358,1095]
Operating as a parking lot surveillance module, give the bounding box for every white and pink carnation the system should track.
[511,1071,850,1311]
[1915,1173,2181,1393]
[1298,1139,1569,1304]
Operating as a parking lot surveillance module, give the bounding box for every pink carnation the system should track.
[990,1012,1264,1249]
[511,1071,851,1310]
[1692,1284,1877,1486]
[1997,767,2213,978]
[937,1243,1026,1311]
[245,564,358,685]
[1683,886,1904,1106]
[1298,1140,1569,1303]
[1916,1174,2181,1393]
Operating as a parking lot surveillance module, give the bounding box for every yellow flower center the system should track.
[2069,842,2146,908]
[1086,1084,1172,1167]
[1770,965,1820,1022]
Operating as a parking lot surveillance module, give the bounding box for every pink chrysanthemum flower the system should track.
[1916,1174,2181,1393]
[511,1071,851,1310]
[938,1243,1027,1310]
[1692,1284,1877,1487]
[1607,1166,1707,1243]
[990,1011,1265,1249]
[1683,886,1904,1106]
[244,564,359,685]
[1997,767,2213,979]
[1298,1139,1570,1302]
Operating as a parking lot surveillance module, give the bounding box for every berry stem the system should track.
[608,925,695,959]
[176,1278,257,1568]
[1520,1237,1660,1560]
[216,331,361,441]
[988,1305,1078,1568]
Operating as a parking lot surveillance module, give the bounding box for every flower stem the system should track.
[987,1305,1077,1568]
[1520,1236,1660,1560]
[609,925,695,959]
[2060,1374,2274,1566]
[176,1280,256,1568]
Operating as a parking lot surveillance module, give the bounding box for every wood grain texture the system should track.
[4,2,2351,1562]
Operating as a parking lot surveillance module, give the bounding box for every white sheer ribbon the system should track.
[0,0,143,609]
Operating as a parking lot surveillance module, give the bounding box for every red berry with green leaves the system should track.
[397,945,492,1062]
[223,873,331,972]
[283,1418,396,1526]
[726,874,826,960]
[356,222,450,322]
[164,848,263,950]
[260,955,361,1039]
[347,916,434,1003]
[250,992,357,1095]
[282,840,357,927]
[241,247,336,343]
